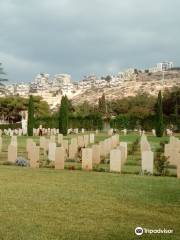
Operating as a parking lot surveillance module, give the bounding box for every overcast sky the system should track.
[0,0,180,83]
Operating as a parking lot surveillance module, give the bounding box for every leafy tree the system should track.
[155,91,164,137]
[74,101,96,116]
[110,94,156,117]
[32,96,51,117]
[28,95,35,136]
[98,93,106,114]
[0,96,27,123]
[0,96,50,123]
[59,95,69,135]
[163,87,180,115]
[163,87,180,130]
[105,75,112,82]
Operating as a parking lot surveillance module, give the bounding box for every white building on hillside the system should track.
[149,61,174,73]
[78,75,98,89]
[157,62,174,71]
[31,73,50,92]
[52,74,72,86]
[14,83,30,96]
[5,84,15,95]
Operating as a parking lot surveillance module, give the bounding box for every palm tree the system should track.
[0,63,8,81]
[0,64,9,123]
[0,63,8,95]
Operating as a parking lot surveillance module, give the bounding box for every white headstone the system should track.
[82,148,93,170]
[110,149,122,173]
[48,142,56,161]
[142,151,154,174]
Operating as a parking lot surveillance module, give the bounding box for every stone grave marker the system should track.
[30,146,40,168]
[58,134,63,144]
[92,144,101,164]
[68,143,77,159]
[142,151,154,174]
[8,144,17,163]
[55,147,65,170]
[48,142,56,161]
[82,148,93,170]
[77,136,84,148]
[108,129,113,136]
[50,135,56,143]
[120,142,128,160]
[84,135,89,147]
[40,137,46,149]
[110,149,122,173]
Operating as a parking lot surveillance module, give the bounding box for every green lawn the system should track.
[0,133,179,239]
[0,166,179,240]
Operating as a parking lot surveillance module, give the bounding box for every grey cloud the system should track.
[0,0,180,82]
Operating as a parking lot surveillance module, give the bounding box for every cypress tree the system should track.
[98,93,106,114]
[28,95,35,136]
[59,95,69,135]
[155,91,164,137]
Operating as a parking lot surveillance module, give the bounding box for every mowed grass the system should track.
[0,166,180,240]
[0,133,180,239]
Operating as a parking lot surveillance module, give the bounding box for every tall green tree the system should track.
[28,95,35,136]
[98,93,106,114]
[59,95,69,135]
[155,91,164,137]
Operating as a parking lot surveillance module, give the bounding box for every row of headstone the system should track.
[33,128,60,136]
[38,133,96,163]
[26,137,66,170]
[108,128,149,136]
[54,134,126,172]
[7,133,128,173]
[108,129,127,136]
[3,128,24,136]
[164,136,180,178]
[81,135,128,172]
[33,128,99,136]
[140,134,154,174]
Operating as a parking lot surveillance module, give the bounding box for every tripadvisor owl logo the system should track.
[135,227,144,236]
[135,227,174,236]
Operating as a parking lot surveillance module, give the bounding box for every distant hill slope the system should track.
[72,70,180,105]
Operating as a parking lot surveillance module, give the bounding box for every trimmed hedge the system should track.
[35,114,104,130]
[0,123,21,130]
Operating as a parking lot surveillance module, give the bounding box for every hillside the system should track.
[72,70,180,105]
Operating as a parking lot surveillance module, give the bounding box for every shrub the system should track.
[155,153,169,176]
